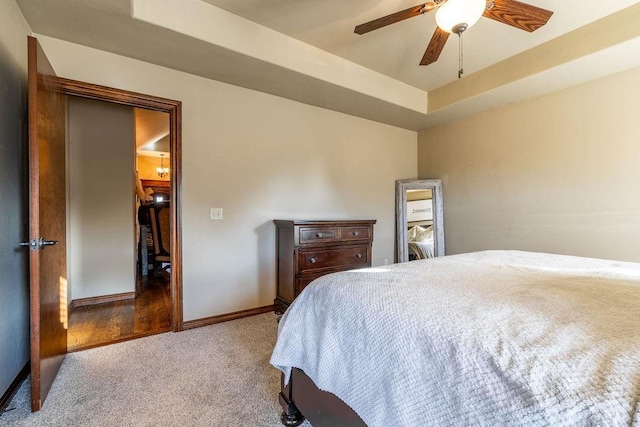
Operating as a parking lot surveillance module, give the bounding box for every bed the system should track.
[407,225,434,260]
[271,250,640,426]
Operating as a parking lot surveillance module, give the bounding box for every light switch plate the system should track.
[209,208,223,220]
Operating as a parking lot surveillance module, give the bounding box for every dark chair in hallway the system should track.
[149,192,170,277]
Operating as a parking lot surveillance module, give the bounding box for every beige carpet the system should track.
[1,313,307,427]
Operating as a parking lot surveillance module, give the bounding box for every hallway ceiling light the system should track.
[156,153,169,178]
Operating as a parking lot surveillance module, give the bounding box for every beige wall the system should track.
[407,189,432,202]
[39,35,417,321]
[418,66,640,262]
[68,97,136,300]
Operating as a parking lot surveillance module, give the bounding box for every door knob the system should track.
[18,238,57,250]
[19,239,38,250]
[39,238,58,249]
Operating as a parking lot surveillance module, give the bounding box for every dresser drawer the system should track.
[296,272,326,294]
[298,245,369,272]
[339,226,371,241]
[299,226,338,244]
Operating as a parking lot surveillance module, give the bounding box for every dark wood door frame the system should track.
[53,77,184,332]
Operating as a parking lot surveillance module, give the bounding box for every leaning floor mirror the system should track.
[395,179,445,263]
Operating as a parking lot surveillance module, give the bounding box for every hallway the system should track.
[67,274,170,352]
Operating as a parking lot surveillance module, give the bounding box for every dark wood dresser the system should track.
[273,219,376,314]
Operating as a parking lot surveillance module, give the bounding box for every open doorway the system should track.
[25,37,182,409]
[64,99,174,351]
[133,107,172,341]
[53,79,182,352]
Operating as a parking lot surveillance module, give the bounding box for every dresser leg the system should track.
[274,297,289,315]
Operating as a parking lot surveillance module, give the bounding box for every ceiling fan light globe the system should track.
[435,0,486,33]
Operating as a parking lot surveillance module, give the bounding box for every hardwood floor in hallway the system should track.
[67,275,171,352]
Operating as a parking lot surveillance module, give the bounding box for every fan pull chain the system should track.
[458,32,464,79]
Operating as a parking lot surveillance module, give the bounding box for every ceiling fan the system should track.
[354,0,553,72]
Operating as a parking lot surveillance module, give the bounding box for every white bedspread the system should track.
[271,250,640,426]
[408,240,434,259]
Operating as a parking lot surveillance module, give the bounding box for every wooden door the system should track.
[27,36,67,411]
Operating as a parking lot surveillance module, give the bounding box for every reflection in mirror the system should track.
[396,179,444,263]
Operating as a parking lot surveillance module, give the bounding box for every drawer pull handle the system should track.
[316,232,323,238]
[352,231,359,236]
[309,257,317,264]
[356,253,362,259]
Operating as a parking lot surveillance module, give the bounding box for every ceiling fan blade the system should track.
[483,0,553,32]
[420,27,450,66]
[355,3,435,35]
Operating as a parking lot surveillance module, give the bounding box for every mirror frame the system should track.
[395,179,445,262]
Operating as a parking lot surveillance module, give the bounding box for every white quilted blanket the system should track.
[270,250,640,426]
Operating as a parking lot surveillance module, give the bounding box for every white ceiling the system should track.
[134,108,169,152]
[201,0,638,91]
[16,0,640,130]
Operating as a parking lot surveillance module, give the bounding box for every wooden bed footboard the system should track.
[279,368,367,427]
